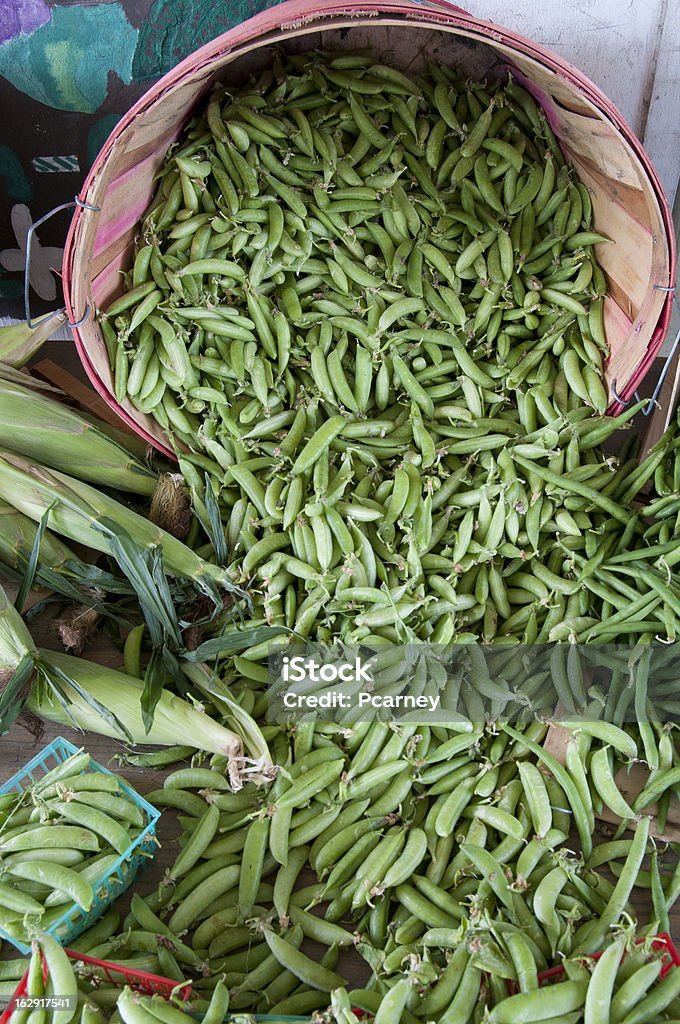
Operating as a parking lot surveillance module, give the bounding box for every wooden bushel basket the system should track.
[62,0,677,459]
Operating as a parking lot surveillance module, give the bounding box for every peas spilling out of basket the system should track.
[0,753,148,944]
[1,47,673,1024]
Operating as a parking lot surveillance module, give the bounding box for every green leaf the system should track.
[60,560,135,596]
[15,504,52,614]
[36,567,106,608]
[93,518,181,647]
[140,645,186,732]
[148,545,184,647]
[203,474,228,565]
[182,624,287,662]
[141,646,166,734]
[32,665,83,733]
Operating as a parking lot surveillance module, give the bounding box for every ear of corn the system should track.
[182,661,274,785]
[0,499,77,574]
[67,408,153,462]
[0,583,38,735]
[0,452,238,600]
[0,373,157,496]
[0,312,67,368]
[0,499,136,609]
[0,583,36,675]
[27,648,254,778]
[0,583,269,784]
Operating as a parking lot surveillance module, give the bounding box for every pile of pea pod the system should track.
[10,717,669,1024]
[80,44,680,1024]
[100,50,670,656]
[17,919,680,1024]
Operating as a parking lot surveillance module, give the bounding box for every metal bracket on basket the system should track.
[24,196,100,330]
[612,289,680,417]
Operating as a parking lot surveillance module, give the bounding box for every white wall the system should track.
[448,0,680,209]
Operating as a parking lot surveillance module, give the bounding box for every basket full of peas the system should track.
[0,739,160,954]
[63,0,675,458]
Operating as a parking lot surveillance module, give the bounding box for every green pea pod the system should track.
[378,297,426,333]
[327,349,361,412]
[618,958,680,1024]
[35,931,78,1024]
[0,825,100,853]
[40,772,120,800]
[589,747,636,820]
[517,761,553,837]
[565,231,612,251]
[167,862,240,933]
[105,282,157,318]
[291,416,347,476]
[507,163,543,216]
[610,958,663,1023]
[391,353,434,416]
[574,815,650,954]
[275,760,345,811]
[70,791,144,827]
[461,101,495,158]
[0,880,44,917]
[238,815,270,916]
[47,801,132,855]
[169,802,220,880]
[262,927,345,991]
[488,981,587,1024]
[394,883,457,929]
[33,857,109,910]
[512,455,629,526]
[502,724,594,858]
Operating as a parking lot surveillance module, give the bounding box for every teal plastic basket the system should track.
[0,736,160,954]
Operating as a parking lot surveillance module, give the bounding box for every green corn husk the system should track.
[26,649,262,784]
[182,661,275,785]
[0,583,258,780]
[0,499,78,574]
[0,583,255,774]
[0,584,38,733]
[70,410,154,463]
[0,499,134,606]
[0,584,36,676]
[0,312,67,367]
[0,452,237,599]
[0,374,156,496]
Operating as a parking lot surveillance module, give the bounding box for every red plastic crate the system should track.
[0,948,192,1023]
[539,933,680,984]
[506,933,680,997]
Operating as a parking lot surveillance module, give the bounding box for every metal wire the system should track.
[24,196,100,329]
[639,290,680,416]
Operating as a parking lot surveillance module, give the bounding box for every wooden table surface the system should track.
[0,340,678,976]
